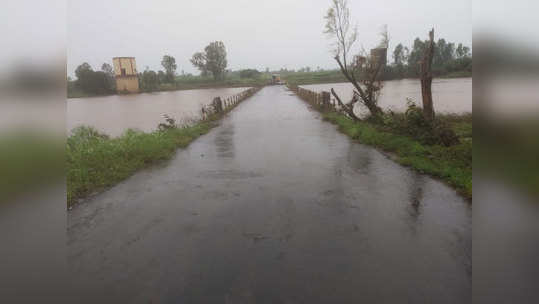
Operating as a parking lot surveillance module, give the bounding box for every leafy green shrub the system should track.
[322,111,472,198]
[383,99,459,146]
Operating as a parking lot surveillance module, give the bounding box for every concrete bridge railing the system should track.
[200,86,262,120]
[286,84,343,114]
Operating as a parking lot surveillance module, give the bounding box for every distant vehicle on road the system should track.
[271,74,284,85]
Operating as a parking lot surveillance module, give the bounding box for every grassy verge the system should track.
[322,112,472,199]
[67,87,262,207]
[67,122,214,207]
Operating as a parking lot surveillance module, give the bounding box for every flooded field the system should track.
[301,77,472,117]
[67,87,250,137]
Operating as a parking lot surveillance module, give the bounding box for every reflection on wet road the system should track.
[68,86,471,303]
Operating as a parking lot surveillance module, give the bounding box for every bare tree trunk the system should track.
[331,88,360,121]
[334,54,384,120]
[322,91,331,110]
[420,29,435,121]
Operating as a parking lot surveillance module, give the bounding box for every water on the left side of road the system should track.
[67,87,250,137]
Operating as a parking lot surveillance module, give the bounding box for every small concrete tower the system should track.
[112,57,139,93]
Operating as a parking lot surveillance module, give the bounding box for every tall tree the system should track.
[324,0,387,120]
[157,70,166,84]
[393,43,405,66]
[139,69,159,92]
[433,38,446,68]
[420,29,435,121]
[100,63,113,75]
[408,38,426,76]
[74,62,112,95]
[101,63,115,91]
[205,41,227,80]
[190,41,228,80]
[190,52,209,77]
[75,62,93,81]
[443,42,455,62]
[161,55,177,83]
[403,46,410,64]
[455,43,470,58]
[392,43,409,77]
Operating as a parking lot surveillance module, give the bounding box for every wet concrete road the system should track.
[68,86,471,303]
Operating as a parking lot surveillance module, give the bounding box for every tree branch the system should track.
[334,55,367,101]
[331,88,360,121]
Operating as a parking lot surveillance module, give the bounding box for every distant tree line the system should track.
[70,62,116,96]
[383,38,471,80]
[238,69,261,79]
[70,41,231,96]
[69,36,469,97]
[136,54,178,92]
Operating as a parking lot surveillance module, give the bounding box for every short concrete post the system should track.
[322,91,331,110]
[213,97,223,114]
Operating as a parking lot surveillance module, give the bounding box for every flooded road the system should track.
[67,87,249,137]
[67,86,471,303]
[302,77,472,117]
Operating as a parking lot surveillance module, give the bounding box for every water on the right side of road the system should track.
[302,77,472,117]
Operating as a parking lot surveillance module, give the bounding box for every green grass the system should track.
[66,122,214,207]
[67,86,261,207]
[322,112,472,199]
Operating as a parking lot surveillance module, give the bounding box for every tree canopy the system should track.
[74,62,115,95]
[139,69,159,92]
[190,41,228,80]
[161,55,177,83]
[324,0,387,119]
[385,37,471,79]
[101,63,115,91]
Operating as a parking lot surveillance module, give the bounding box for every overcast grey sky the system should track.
[67,0,471,76]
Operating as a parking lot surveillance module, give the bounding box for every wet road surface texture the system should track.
[68,86,471,303]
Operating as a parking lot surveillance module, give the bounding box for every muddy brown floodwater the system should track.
[67,87,250,137]
[67,86,471,303]
[302,77,472,118]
